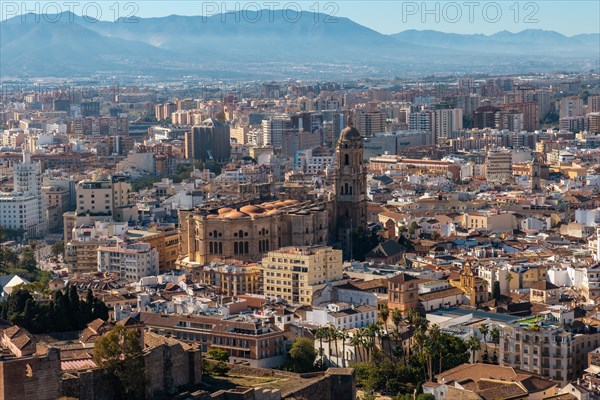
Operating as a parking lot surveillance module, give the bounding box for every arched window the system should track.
[344,154,349,165]
[209,242,214,254]
[234,242,239,254]
[349,186,353,195]
[344,183,349,195]
[244,242,249,254]
[218,242,223,254]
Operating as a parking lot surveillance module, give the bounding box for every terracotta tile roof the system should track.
[419,287,464,301]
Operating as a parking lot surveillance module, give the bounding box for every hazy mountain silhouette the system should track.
[1,11,598,77]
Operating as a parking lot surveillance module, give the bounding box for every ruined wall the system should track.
[0,347,62,400]
[62,369,118,400]
[282,369,356,400]
[144,343,202,398]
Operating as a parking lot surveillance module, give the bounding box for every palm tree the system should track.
[326,326,336,367]
[490,326,500,364]
[427,324,443,374]
[350,331,363,363]
[467,336,481,364]
[380,304,390,335]
[479,323,489,361]
[391,308,403,335]
[391,333,405,363]
[315,327,327,364]
[422,340,436,382]
[338,329,349,367]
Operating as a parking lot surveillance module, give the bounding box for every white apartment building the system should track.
[305,302,377,330]
[0,148,46,237]
[296,148,335,175]
[0,194,39,236]
[97,242,159,281]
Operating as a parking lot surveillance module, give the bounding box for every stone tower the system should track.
[334,117,367,258]
[530,153,542,192]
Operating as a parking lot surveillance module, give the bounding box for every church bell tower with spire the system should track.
[334,116,367,258]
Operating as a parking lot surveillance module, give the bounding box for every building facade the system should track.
[262,246,344,305]
[178,200,329,266]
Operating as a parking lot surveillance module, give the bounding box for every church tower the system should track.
[459,262,487,307]
[530,153,542,192]
[334,117,367,258]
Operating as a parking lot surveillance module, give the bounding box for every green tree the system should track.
[351,227,382,262]
[408,222,420,236]
[492,281,501,300]
[93,325,146,400]
[51,241,64,259]
[19,247,37,272]
[289,337,317,373]
[207,348,230,362]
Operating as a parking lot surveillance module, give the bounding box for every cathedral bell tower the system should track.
[334,116,367,258]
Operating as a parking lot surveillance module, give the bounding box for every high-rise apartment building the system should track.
[185,118,231,162]
[559,96,584,118]
[261,116,292,149]
[496,110,524,131]
[503,102,539,131]
[432,108,463,142]
[589,96,600,113]
[262,246,343,305]
[155,102,176,121]
[408,110,432,132]
[354,108,386,136]
[486,149,513,183]
[0,148,46,237]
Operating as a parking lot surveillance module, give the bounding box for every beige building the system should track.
[500,324,600,385]
[462,210,516,233]
[199,260,261,296]
[75,175,131,217]
[178,200,329,266]
[128,224,179,273]
[262,246,343,305]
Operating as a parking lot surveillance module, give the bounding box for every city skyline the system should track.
[1,0,599,36]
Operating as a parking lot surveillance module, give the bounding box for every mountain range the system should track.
[1,11,598,78]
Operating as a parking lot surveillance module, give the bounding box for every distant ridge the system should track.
[1,11,598,78]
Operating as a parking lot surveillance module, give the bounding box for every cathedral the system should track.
[177,117,368,266]
[333,117,368,257]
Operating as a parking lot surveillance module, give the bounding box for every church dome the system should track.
[240,205,265,214]
[339,116,362,142]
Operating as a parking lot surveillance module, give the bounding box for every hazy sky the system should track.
[3,1,599,35]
